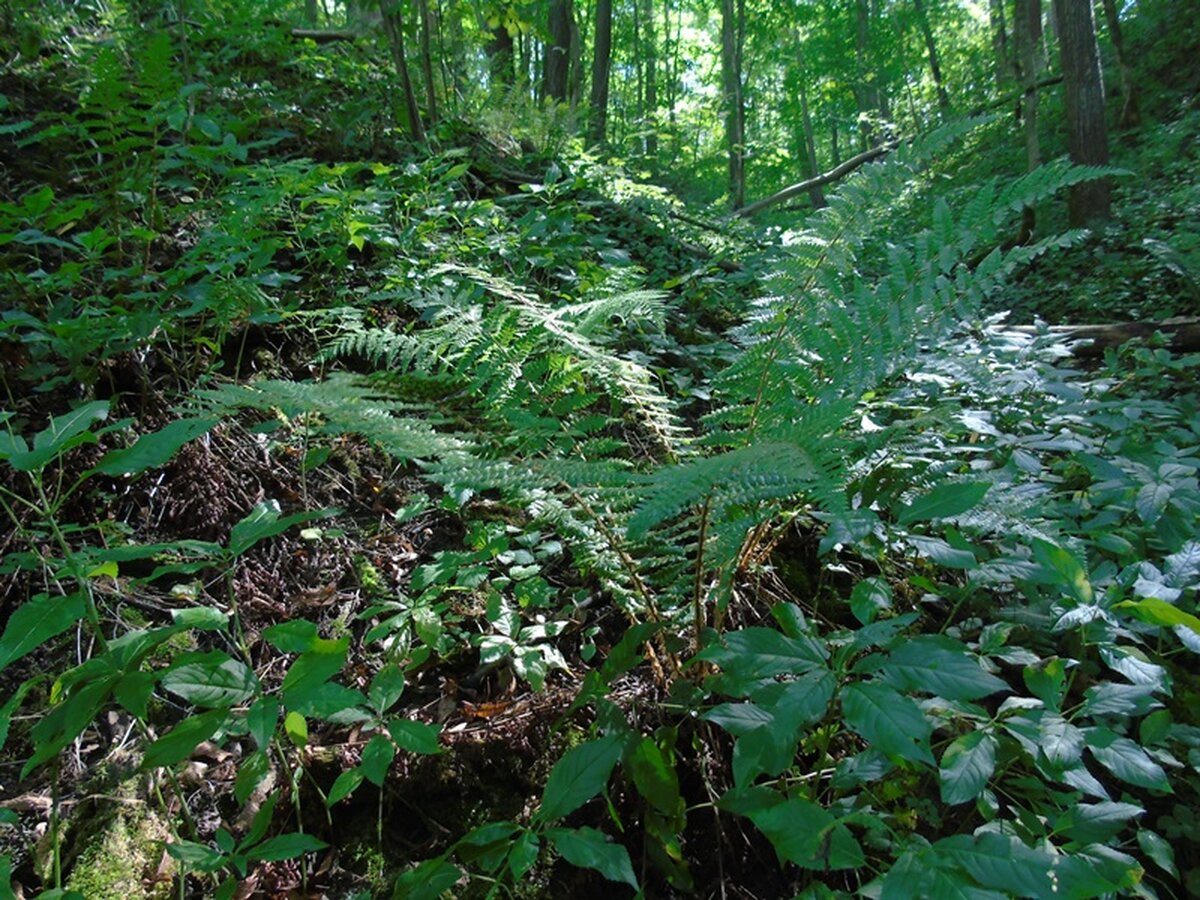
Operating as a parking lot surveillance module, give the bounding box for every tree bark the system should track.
[1007,318,1200,357]
[417,0,438,125]
[644,0,658,157]
[913,0,950,113]
[990,0,1013,88]
[588,0,613,146]
[381,3,425,143]
[793,30,825,208]
[1053,0,1110,226]
[1014,0,1042,237]
[721,0,746,209]
[1100,0,1139,128]
[568,10,583,113]
[543,0,572,104]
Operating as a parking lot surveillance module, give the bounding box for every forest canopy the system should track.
[0,0,1199,897]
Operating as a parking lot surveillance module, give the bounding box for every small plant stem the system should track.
[691,497,711,648]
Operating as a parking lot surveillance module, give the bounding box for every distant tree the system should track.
[912,0,950,113]
[1053,0,1110,225]
[381,0,425,142]
[588,0,613,145]
[1100,0,1139,128]
[544,0,572,103]
[721,0,746,208]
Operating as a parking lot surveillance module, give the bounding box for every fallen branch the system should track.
[1009,317,1200,357]
[969,75,1064,116]
[734,139,900,219]
[290,28,361,43]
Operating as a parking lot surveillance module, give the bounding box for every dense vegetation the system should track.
[1,1,1198,897]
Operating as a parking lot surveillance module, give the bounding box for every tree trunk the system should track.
[588,0,613,146]
[1053,0,1110,226]
[990,0,1013,88]
[793,30,825,208]
[1100,0,1139,128]
[568,10,583,113]
[417,0,438,125]
[1014,0,1042,237]
[913,0,950,113]
[381,3,425,143]
[721,0,746,209]
[305,0,318,26]
[487,20,514,90]
[544,0,572,104]
[645,0,658,157]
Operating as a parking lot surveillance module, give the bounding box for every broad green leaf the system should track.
[262,619,319,653]
[144,709,227,769]
[243,832,327,862]
[1135,481,1172,525]
[1056,802,1143,844]
[284,682,371,723]
[114,671,156,719]
[1022,657,1068,710]
[4,401,109,470]
[898,481,991,525]
[368,664,406,714]
[360,733,396,786]
[170,607,228,630]
[1085,728,1171,791]
[0,593,86,674]
[95,417,219,475]
[905,535,979,569]
[547,826,638,888]
[850,577,892,625]
[327,768,365,806]
[166,840,226,871]
[694,627,828,681]
[1115,597,1200,637]
[937,832,1057,897]
[1081,681,1161,717]
[234,749,270,804]
[508,831,540,880]
[1136,829,1178,877]
[842,681,934,765]
[0,676,42,752]
[939,731,997,805]
[747,798,862,870]
[703,702,774,736]
[228,501,339,557]
[1038,713,1085,767]
[626,737,681,815]
[536,734,623,823]
[161,652,258,707]
[883,637,1008,701]
[393,857,463,900]
[387,718,442,754]
[280,637,349,694]
[284,711,308,747]
[247,697,279,749]
[1032,540,1093,605]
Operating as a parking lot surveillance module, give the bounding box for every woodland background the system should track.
[1,0,1199,897]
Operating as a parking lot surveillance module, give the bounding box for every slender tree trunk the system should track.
[1100,0,1139,128]
[854,0,882,147]
[793,30,826,208]
[633,0,644,148]
[381,3,425,142]
[305,0,318,26]
[913,0,950,113]
[1014,0,1042,238]
[721,0,746,209]
[1053,0,1110,225]
[417,0,438,125]
[990,0,1013,88]
[544,0,572,104]
[831,119,841,166]
[568,10,583,114]
[588,0,613,146]
[645,0,658,157]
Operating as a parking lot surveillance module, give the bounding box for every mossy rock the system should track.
[63,805,175,900]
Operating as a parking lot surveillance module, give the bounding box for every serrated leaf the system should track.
[1081,681,1161,717]
[898,481,990,525]
[547,826,638,888]
[939,730,997,805]
[536,734,623,823]
[1135,481,1172,525]
[842,681,934,765]
[0,593,86,675]
[1039,712,1085,767]
[1086,728,1171,791]
[694,627,827,681]
[702,702,774,736]
[161,652,258,707]
[883,637,1008,701]
[937,832,1057,897]
[387,718,442,754]
[1057,801,1143,844]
